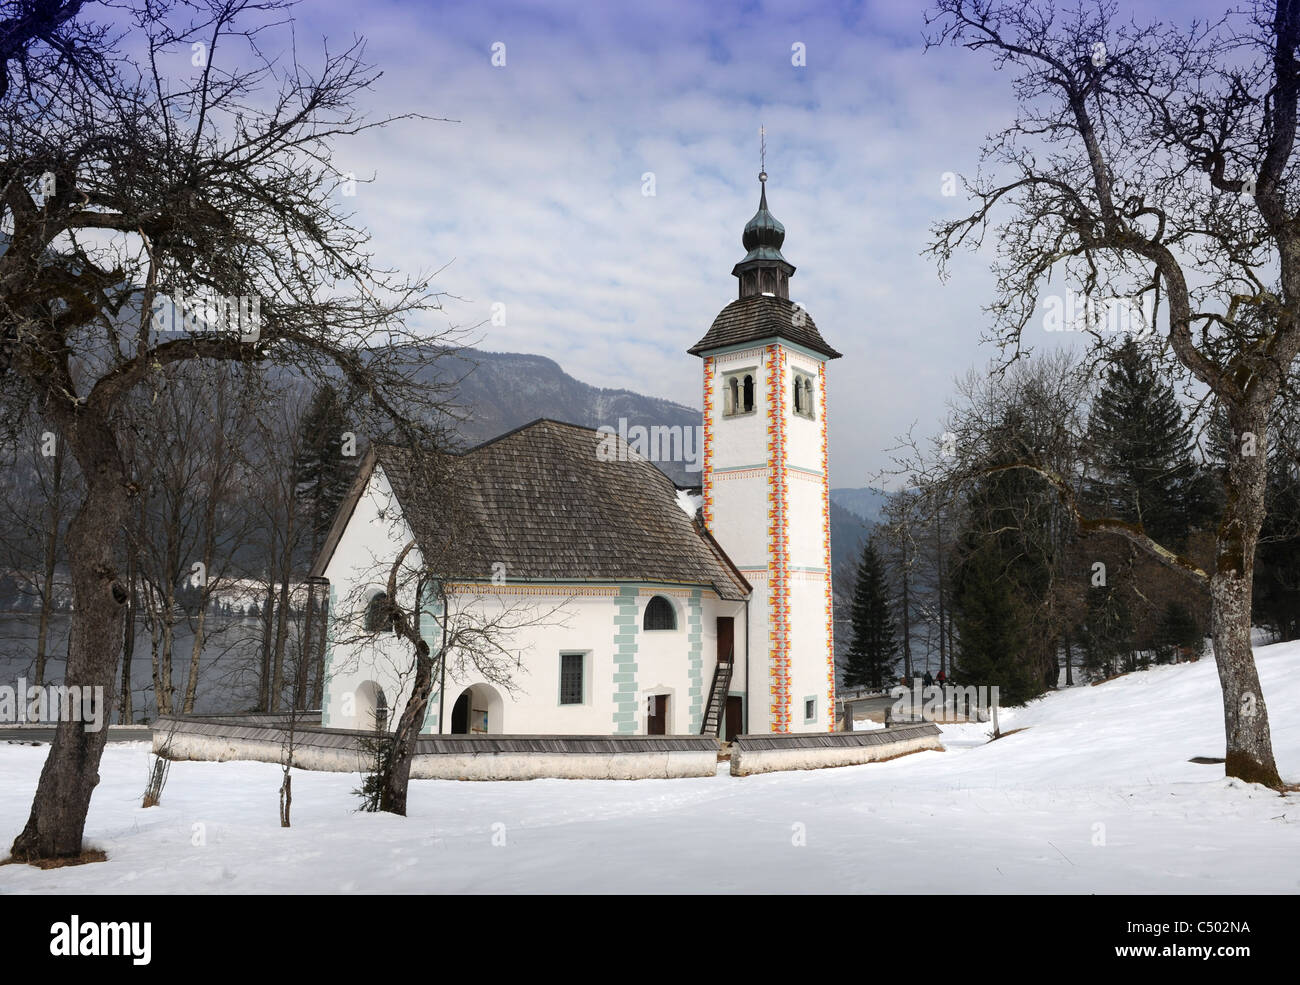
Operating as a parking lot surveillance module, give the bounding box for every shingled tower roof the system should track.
[689,293,841,359]
[689,174,841,359]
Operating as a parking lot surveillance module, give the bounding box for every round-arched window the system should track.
[643,595,677,631]
[364,591,392,632]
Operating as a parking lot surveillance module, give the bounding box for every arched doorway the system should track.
[448,683,503,734]
[355,680,388,732]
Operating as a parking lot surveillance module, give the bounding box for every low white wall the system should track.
[410,751,714,780]
[730,728,943,777]
[154,721,718,780]
[160,730,371,773]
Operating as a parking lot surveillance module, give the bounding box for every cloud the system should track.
[236,0,1224,484]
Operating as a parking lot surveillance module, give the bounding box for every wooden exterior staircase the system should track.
[700,645,734,737]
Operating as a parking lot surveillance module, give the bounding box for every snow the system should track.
[675,488,703,519]
[850,718,887,731]
[1,640,1298,894]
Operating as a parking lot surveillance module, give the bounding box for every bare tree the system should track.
[2,0,459,861]
[924,0,1300,786]
[0,417,80,686]
[330,450,571,815]
[880,490,921,679]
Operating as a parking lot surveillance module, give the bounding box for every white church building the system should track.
[311,173,842,738]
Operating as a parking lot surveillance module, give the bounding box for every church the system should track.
[311,171,842,739]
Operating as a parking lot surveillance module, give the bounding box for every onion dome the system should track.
[731,173,796,299]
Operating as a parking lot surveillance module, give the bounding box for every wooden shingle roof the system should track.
[688,294,841,359]
[318,419,750,600]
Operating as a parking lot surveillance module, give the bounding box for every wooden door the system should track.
[647,694,668,735]
[724,695,743,741]
[717,616,735,664]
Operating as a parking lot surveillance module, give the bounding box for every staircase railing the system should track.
[700,644,735,737]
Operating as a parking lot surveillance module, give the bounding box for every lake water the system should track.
[0,612,270,722]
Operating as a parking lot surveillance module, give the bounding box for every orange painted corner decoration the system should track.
[702,356,715,529]
[765,344,792,731]
[819,361,836,729]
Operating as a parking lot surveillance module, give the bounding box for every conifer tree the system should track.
[953,543,1039,703]
[1255,400,1300,641]
[1079,584,1135,678]
[294,382,356,546]
[1154,601,1203,663]
[844,538,897,689]
[1086,340,1211,548]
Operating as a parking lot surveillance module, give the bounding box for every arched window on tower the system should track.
[793,373,815,420]
[643,595,677,631]
[723,371,757,417]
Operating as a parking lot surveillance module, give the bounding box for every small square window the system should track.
[560,653,585,705]
[803,697,816,723]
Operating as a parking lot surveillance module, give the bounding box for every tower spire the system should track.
[732,136,794,299]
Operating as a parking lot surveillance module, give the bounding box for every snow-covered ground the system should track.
[2,641,1297,894]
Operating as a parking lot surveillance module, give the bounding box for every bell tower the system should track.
[689,171,841,733]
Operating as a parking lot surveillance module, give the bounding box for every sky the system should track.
[239,0,1232,486]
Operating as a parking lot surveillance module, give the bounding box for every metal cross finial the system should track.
[759,125,767,183]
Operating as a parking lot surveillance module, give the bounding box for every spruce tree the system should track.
[1255,401,1300,641]
[953,543,1039,703]
[294,382,356,545]
[950,404,1061,705]
[844,538,897,689]
[1154,601,1203,663]
[1079,584,1136,678]
[1086,340,1210,547]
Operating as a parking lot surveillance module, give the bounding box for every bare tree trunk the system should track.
[936,513,947,677]
[119,548,137,724]
[947,598,956,672]
[901,564,912,679]
[271,510,297,711]
[182,518,218,715]
[33,435,64,688]
[10,422,127,861]
[381,636,433,816]
[258,582,275,711]
[293,609,310,711]
[182,605,207,715]
[1212,407,1282,787]
[300,583,317,709]
[271,583,289,712]
[158,601,175,717]
[146,591,163,718]
[279,711,297,827]
[1064,631,1074,687]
